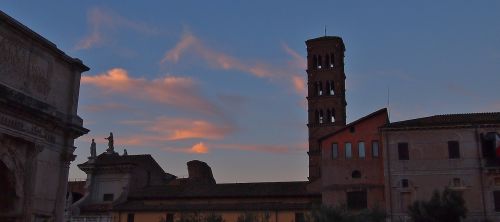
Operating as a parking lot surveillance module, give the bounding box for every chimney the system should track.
[187,160,216,185]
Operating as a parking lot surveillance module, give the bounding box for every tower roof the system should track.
[306,36,344,44]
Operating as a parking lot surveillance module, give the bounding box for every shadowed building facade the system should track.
[0,10,88,222]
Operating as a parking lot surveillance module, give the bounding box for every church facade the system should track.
[0,10,89,222]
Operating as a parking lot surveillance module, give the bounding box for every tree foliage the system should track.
[308,204,386,222]
[408,188,467,222]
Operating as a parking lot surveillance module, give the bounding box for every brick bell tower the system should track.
[306,36,347,182]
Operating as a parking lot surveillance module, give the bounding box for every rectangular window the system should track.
[103,193,114,201]
[448,141,460,159]
[401,179,409,188]
[372,141,379,158]
[398,143,409,160]
[347,191,367,210]
[295,212,305,222]
[358,142,365,159]
[494,191,500,212]
[332,143,338,159]
[345,143,352,159]
[127,213,135,222]
[166,213,174,222]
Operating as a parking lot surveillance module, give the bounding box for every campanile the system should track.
[306,36,347,182]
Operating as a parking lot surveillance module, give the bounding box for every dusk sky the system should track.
[3,1,500,183]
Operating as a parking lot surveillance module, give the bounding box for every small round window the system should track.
[352,170,361,179]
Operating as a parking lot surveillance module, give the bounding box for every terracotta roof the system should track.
[113,201,315,212]
[383,112,500,130]
[318,108,388,141]
[128,181,319,200]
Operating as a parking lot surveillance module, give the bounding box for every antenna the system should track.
[324,25,327,36]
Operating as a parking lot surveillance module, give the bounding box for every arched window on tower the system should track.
[328,80,335,95]
[312,55,318,70]
[326,109,331,123]
[318,55,322,69]
[319,110,324,124]
[331,109,336,123]
[317,81,323,96]
[330,53,335,68]
[325,54,330,68]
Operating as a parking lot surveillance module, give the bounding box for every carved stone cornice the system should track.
[0,84,89,137]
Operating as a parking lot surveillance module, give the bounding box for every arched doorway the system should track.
[0,161,15,212]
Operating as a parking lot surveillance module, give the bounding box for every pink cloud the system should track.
[160,33,306,92]
[118,116,234,145]
[282,43,307,69]
[76,7,159,50]
[81,68,220,115]
[291,75,306,96]
[189,142,209,154]
[161,142,209,154]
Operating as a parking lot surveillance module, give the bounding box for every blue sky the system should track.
[3,1,500,182]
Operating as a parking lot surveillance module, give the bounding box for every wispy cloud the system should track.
[76,7,160,50]
[161,32,307,96]
[282,43,307,69]
[81,68,220,115]
[164,142,209,154]
[213,143,306,154]
[118,116,234,145]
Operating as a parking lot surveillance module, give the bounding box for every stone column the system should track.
[54,145,75,222]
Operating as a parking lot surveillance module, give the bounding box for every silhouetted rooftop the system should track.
[128,181,319,200]
[384,112,500,130]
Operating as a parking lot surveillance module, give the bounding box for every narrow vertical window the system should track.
[358,142,365,159]
[329,80,335,95]
[318,81,323,95]
[332,143,338,159]
[345,143,352,159]
[448,141,460,159]
[398,143,409,160]
[372,141,379,158]
[318,55,322,68]
[325,54,330,68]
[330,53,335,67]
[319,110,324,124]
[331,109,336,122]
